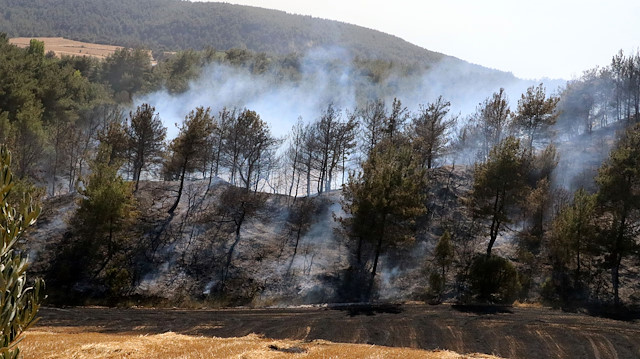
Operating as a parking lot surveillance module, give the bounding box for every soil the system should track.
[9,37,123,59]
[35,304,640,359]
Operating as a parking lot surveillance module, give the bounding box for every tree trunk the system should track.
[286,226,302,275]
[369,233,383,296]
[612,254,621,308]
[369,214,386,296]
[222,203,246,284]
[486,189,502,256]
[168,159,188,214]
[306,165,311,197]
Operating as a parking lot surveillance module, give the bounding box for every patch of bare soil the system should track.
[23,304,640,359]
[9,37,122,59]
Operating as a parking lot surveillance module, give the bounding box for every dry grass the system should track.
[512,301,544,309]
[21,327,503,359]
[9,37,123,59]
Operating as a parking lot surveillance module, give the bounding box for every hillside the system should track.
[0,0,451,66]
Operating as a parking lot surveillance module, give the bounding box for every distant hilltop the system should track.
[0,0,450,66]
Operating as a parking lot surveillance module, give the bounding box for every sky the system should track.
[197,0,640,80]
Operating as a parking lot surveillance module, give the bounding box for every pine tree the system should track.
[411,96,457,169]
[547,188,597,303]
[471,136,528,256]
[166,107,214,214]
[74,145,138,281]
[0,145,45,359]
[512,84,559,151]
[127,103,166,191]
[341,139,426,296]
[595,123,640,307]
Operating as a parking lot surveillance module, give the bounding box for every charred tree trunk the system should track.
[486,189,503,256]
[286,226,302,275]
[222,201,246,284]
[168,157,188,214]
[369,214,386,296]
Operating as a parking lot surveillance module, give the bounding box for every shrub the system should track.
[468,254,520,304]
[0,146,45,359]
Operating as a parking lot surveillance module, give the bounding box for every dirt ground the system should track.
[9,37,122,59]
[22,304,640,359]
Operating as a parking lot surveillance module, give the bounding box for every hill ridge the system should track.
[1,0,454,66]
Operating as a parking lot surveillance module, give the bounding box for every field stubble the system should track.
[18,304,640,358]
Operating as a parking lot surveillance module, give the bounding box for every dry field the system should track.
[17,304,640,359]
[9,37,123,59]
[21,330,500,359]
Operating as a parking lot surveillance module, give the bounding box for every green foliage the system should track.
[544,189,597,305]
[594,123,640,306]
[166,107,214,213]
[512,83,559,150]
[341,139,426,294]
[156,50,204,94]
[0,37,111,189]
[101,48,153,102]
[427,271,445,301]
[78,147,138,240]
[471,136,529,255]
[27,39,44,57]
[468,254,520,304]
[128,103,166,191]
[411,96,457,169]
[0,146,44,359]
[49,145,138,301]
[0,0,446,66]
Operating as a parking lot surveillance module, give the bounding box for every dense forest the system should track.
[0,0,450,66]
[2,28,640,317]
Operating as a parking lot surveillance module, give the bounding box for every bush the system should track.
[468,254,520,304]
[0,146,45,359]
[426,271,445,303]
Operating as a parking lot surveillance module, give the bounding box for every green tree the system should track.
[547,188,597,304]
[101,48,152,102]
[0,146,45,359]
[512,84,559,151]
[166,107,214,214]
[430,230,454,301]
[411,96,457,169]
[9,102,46,180]
[232,109,279,192]
[127,104,166,191]
[471,136,528,256]
[97,114,129,167]
[74,146,138,281]
[595,123,640,307]
[27,39,45,57]
[434,230,454,281]
[341,139,426,295]
[476,88,512,160]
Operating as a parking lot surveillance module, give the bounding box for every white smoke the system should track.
[135,46,561,142]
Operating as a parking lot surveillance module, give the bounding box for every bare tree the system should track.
[356,98,387,155]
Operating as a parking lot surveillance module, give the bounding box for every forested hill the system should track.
[0,0,450,66]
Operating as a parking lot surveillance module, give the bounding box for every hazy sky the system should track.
[198,0,639,80]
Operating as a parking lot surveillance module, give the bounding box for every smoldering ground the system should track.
[125,46,628,305]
